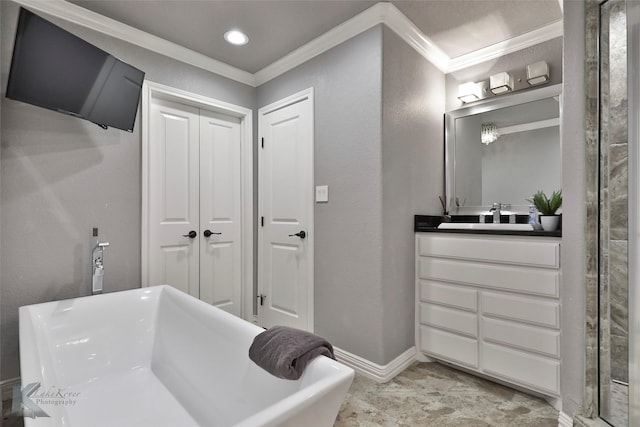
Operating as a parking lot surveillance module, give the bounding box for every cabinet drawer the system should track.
[419,258,560,297]
[419,280,477,311]
[419,303,477,337]
[417,234,560,268]
[419,325,478,368]
[481,292,560,328]
[483,317,560,358]
[481,343,560,396]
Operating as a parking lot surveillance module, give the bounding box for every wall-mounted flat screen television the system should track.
[6,8,145,132]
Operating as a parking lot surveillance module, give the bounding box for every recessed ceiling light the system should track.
[224,30,249,46]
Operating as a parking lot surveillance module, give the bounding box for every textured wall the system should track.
[380,27,444,361]
[257,26,386,363]
[257,25,444,365]
[0,1,255,381]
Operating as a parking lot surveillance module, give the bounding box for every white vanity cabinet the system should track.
[415,232,561,396]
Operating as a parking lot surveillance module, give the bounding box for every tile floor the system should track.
[335,361,558,426]
[3,361,558,427]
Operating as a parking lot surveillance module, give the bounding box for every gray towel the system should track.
[249,325,336,380]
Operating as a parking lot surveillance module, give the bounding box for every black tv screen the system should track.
[6,8,145,132]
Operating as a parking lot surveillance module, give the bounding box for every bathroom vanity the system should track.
[422,83,564,398]
[415,227,561,397]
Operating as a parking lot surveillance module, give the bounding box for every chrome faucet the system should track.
[490,202,502,224]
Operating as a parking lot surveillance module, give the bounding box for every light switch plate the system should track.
[315,185,329,203]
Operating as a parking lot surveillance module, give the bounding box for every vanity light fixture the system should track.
[489,72,514,95]
[481,123,499,145]
[458,82,481,103]
[224,30,249,46]
[526,61,549,85]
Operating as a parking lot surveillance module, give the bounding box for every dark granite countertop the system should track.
[414,215,562,238]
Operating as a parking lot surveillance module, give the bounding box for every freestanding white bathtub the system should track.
[19,285,354,427]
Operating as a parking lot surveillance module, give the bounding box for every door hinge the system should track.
[261,216,264,227]
[258,294,266,306]
[261,137,264,148]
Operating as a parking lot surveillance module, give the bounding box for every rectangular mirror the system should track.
[445,84,562,214]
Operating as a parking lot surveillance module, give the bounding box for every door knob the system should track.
[182,230,197,239]
[288,230,306,239]
[203,229,222,237]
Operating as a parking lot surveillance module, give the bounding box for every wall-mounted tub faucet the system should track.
[92,228,109,295]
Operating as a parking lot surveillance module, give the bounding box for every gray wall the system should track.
[0,1,255,380]
[257,26,386,363]
[445,37,564,112]
[380,27,444,362]
[257,25,444,365]
[561,0,587,418]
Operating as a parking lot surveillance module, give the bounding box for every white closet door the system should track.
[199,109,243,315]
[148,98,200,297]
[259,92,314,330]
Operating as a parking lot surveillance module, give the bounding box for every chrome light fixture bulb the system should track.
[526,61,549,85]
[489,72,513,95]
[458,82,481,103]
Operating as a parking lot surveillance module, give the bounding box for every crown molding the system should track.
[447,20,564,73]
[255,2,450,85]
[254,2,387,86]
[11,0,256,87]
[381,3,450,73]
[10,1,563,87]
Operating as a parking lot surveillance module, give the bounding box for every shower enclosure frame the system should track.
[626,1,640,423]
[586,0,638,425]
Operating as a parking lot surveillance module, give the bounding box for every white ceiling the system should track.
[68,0,563,75]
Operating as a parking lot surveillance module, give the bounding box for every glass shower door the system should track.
[598,1,629,425]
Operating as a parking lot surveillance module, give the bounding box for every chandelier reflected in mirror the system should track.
[481,122,499,145]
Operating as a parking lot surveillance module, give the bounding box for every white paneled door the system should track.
[148,98,200,297]
[199,110,242,314]
[259,88,314,331]
[147,95,243,316]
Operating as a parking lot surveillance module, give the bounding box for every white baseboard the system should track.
[558,411,573,427]
[1,377,20,401]
[334,346,417,383]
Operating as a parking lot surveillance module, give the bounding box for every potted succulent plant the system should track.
[527,189,562,231]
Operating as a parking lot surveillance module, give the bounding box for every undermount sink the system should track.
[437,223,535,231]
